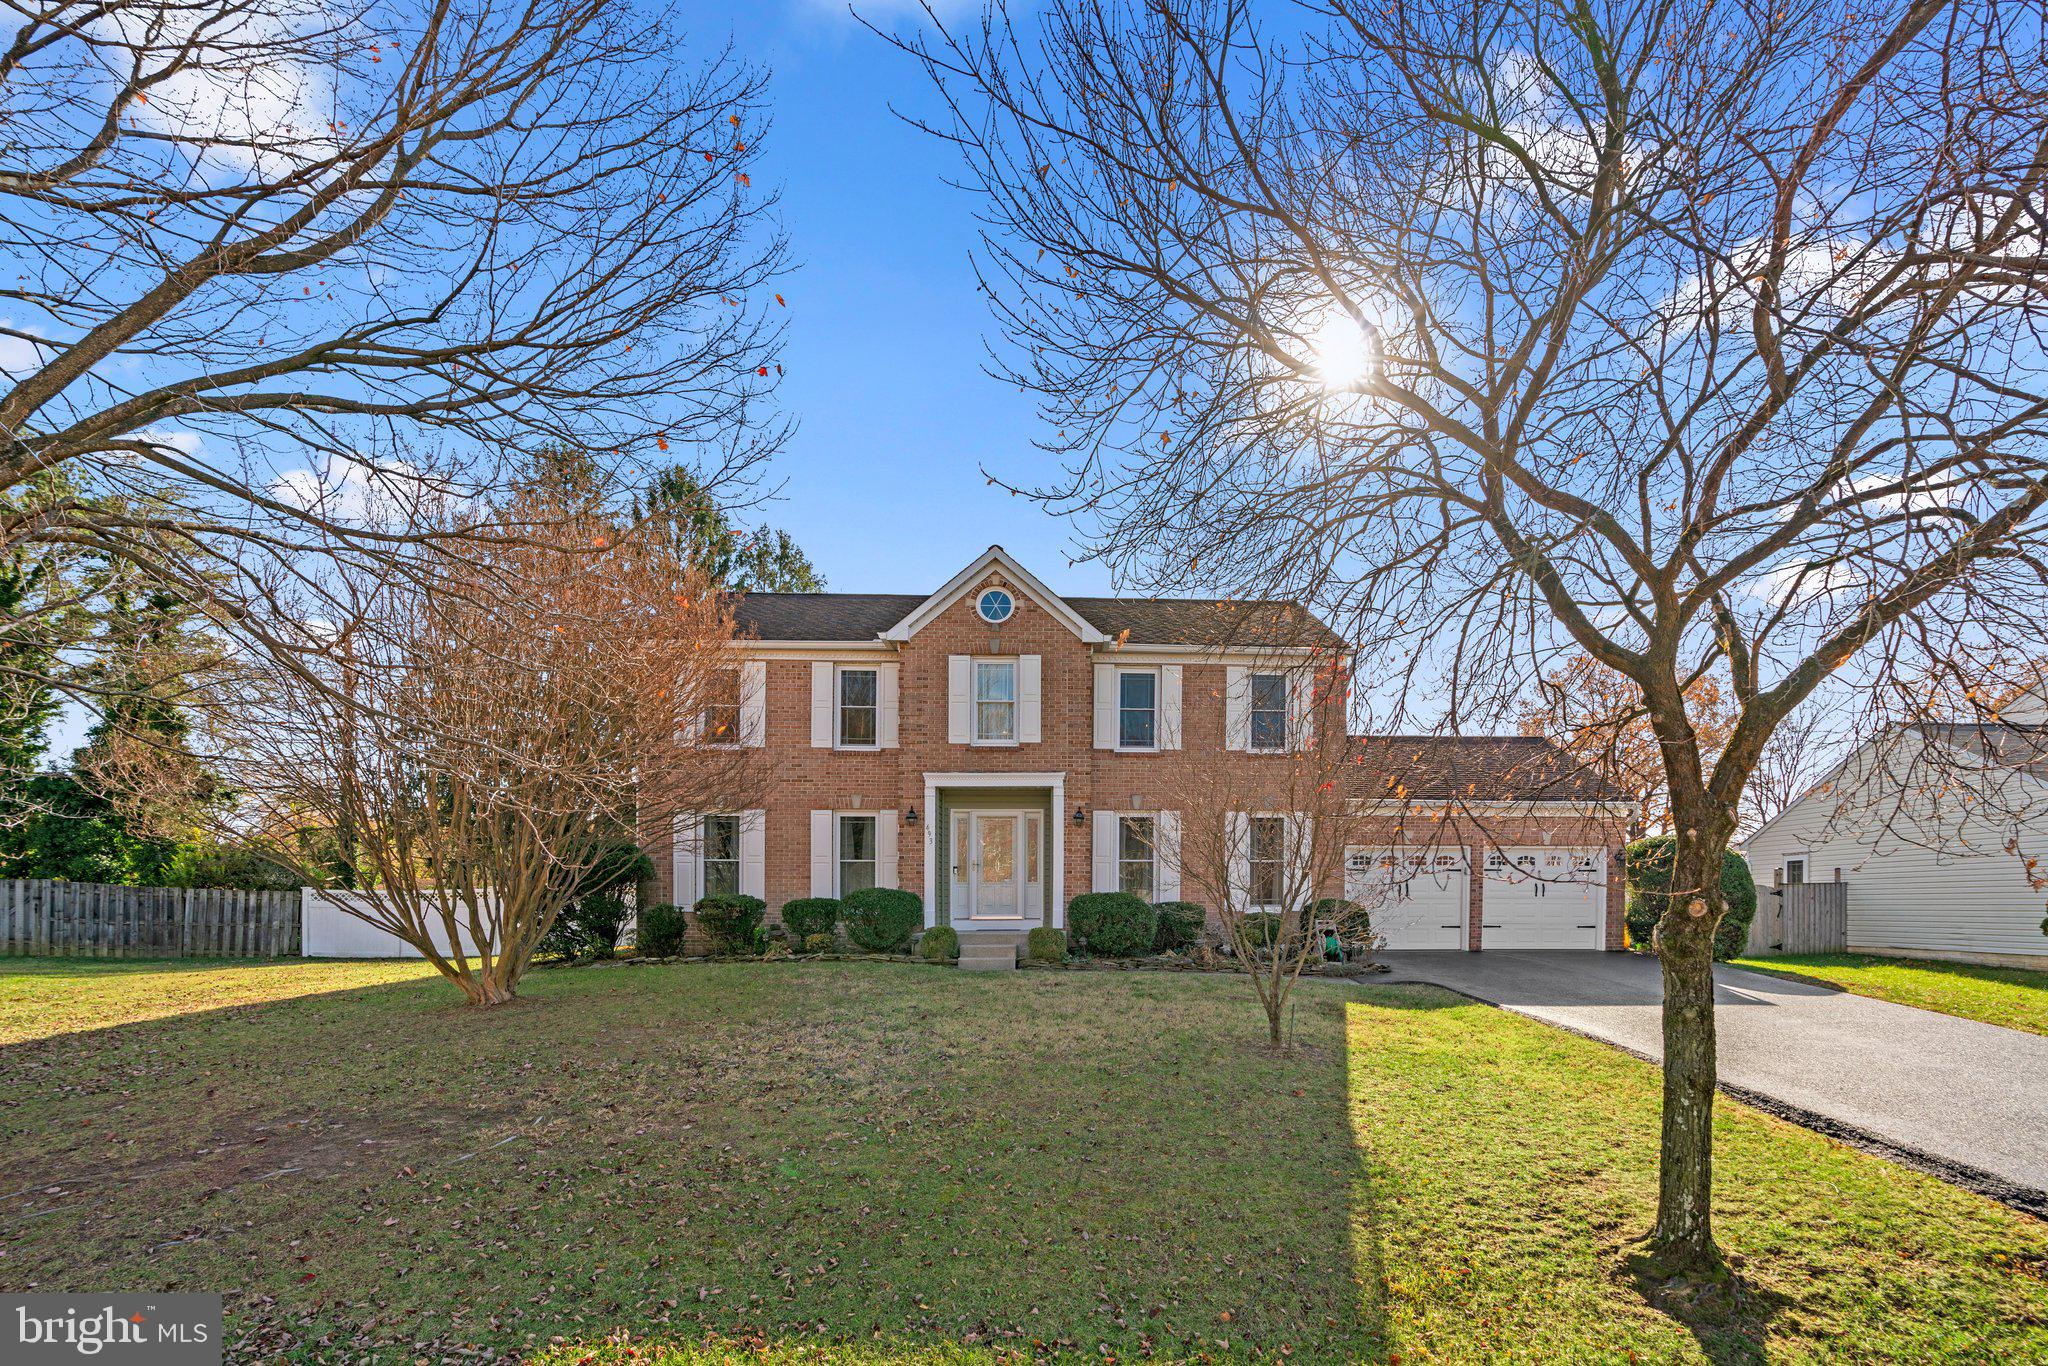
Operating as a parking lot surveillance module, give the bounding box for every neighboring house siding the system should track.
[1744,735,2048,963]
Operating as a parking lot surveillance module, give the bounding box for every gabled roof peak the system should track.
[879,545,1110,644]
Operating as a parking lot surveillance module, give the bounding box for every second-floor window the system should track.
[1248,815,1285,907]
[974,659,1016,742]
[1118,670,1157,749]
[838,814,877,895]
[1118,815,1157,899]
[702,668,742,746]
[1248,672,1288,752]
[701,814,741,898]
[838,668,878,747]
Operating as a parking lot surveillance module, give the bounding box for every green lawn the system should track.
[1732,952,2048,1036]
[0,958,2042,1364]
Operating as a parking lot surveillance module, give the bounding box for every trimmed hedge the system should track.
[781,896,842,940]
[635,903,689,957]
[844,887,922,953]
[1622,836,1758,960]
[1026,926,1067,963]
[920,925,960,962]
[1152,900,1208,952]
[1067,892,1157,957]
[1239,911,1285,948]
[695,894,767,955]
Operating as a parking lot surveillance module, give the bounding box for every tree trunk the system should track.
[1649,828,1726,1275]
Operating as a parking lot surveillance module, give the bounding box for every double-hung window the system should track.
[1118,670,1157,749]
[1248,672,1288,752]
[1118,815,1157,899]
[702,668,742,746]
[1248,815,1286,908]
[838,814,877,895]
[838,667,878,747]
[974,659,1017,742]
[701,814,741,898]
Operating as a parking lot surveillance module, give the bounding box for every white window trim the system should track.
[836,664,881,751]
[1113,667,1162,753]
[1245,812,1290,911]
[1782,853,1810,885]
[836,811,880,897]
[1246,671,1289,753]
[971,656,1021,747]
[1116,812,1160,899]
[700,666,746,750]
[699,812,743,899]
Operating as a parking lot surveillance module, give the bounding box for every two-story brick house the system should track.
[646,546,1627,961]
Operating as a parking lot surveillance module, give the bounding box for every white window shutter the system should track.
[1157,810,1181,900]
[671,814,700,909]
[741,660,767,747]
[809,810,834,897]
[1093,663,1116,748]
[810,662,834,748]
[1290,816,1315,915]
[877,663,901,748]
[1092,809,1119,892]
[1018,654,1042,743]
[1227,812,1249,910]
[877,810,899,889]
[1224,667,1250,751]
[740,810,766,899]
[947,655,971,743]
[1289,671,1314,751]
[1160,665,1183,750]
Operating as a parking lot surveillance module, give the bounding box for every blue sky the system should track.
[705,0,1113,597]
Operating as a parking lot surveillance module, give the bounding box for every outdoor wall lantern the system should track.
[1072,805,1087,826]
[904,805,919,825]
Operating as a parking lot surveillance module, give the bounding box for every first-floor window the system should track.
[1248,815,1285,907]
[702,668,742,746]
[1118,815,1157,898]
[701,814,741,898]
[1783,857,1807,885]
[839,814,877,895]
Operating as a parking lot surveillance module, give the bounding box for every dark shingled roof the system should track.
[1347,735,1624,803]
[733,591,1344,648]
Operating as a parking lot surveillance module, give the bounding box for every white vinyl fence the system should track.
[300,888,491,958]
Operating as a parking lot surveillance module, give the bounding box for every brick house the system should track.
[644,546,1627,959]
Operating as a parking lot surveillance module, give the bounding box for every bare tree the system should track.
[898,0,2048,1275]
[1519,652,1734,835]
[1165,731,1357,1047]
[0,0,787,703]
[210,479,755,1005]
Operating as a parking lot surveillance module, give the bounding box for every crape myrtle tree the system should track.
[212,472,756,1006]
[1164,727,1361,1048]
[898,0,2048,1274]
[0,0,788,707]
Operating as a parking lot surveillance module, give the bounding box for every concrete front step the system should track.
[956,930,1025,972]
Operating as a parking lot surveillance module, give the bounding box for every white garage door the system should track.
[1346,847,1468,950]
[1482,848,1605,949]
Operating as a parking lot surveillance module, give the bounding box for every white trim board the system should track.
[921,771,1067,930]
[883,545,1109,644]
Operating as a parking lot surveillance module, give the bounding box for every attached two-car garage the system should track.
[1345,845,1609,951]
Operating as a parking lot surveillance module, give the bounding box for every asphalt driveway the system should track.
[1378,950,2048,1210]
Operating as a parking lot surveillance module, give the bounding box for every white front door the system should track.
[954,810,1043,923]
[1346,847,1468,950]
[1481,847,1606,948]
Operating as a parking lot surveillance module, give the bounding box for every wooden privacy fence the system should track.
[1745,881,1848,956]
[0,880,300,958]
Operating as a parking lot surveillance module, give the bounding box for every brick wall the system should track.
[643,569,1627,950]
